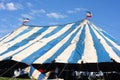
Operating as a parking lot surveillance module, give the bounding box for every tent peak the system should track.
[80,19,90,26]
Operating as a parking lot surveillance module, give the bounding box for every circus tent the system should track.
[0,19,120,64]
[0,18,120,79]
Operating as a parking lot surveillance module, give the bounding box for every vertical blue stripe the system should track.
[38,73,45,80]
[88,24,112,62]
[101,29,120,45]
[0,27,48,56]
[68,25,86,63]
[28,66,45,80]
[21,22,80,64]
[92,25,120,57]
[44,28,81,63]
[28,66,35,77]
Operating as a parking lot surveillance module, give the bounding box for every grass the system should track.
[0,77,105,80]
[0,77,31,80]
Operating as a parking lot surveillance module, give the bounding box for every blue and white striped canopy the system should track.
[0,19,120,65]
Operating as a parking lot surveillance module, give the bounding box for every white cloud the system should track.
[21,9,46,19]
[6,2,17,10]
[15,3,23,9]
[0,2,5,10]
[30,9,46,15]
[26,2,33,7]
[67,8,87,14]
[47,12,66,19]
[0,2,23,11]
[39,9,46,13]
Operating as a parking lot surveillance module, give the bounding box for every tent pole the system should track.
[96,62,105,80]
[58,64,67,78]
[44,60,56,71]
[96,62,101,80]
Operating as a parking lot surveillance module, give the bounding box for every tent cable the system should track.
[0,62,19,77]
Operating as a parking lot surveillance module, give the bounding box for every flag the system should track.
[23,18,30,23]
[28,66,51,80]
[86,11,92,19]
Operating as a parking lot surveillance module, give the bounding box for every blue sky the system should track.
[0,0,120,41]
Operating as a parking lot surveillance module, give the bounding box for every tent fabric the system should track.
[0,19,120,65]
[13,66,51,80]
[28,66,51,80]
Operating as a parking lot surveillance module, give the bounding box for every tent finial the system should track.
[86,11,92,20]
[22,18,30,25]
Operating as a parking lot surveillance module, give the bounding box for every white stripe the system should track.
[55,26,83,63]
[30,68,51,80]
[78,24,97,63]
[31,69,41,79]
[33,23,81,64]
[0,26,56,61]
[12,23,74,62]
[92,24,120,51]
[0,27,41,54]
[0,26,28,46]
[24,66,30,73]
[91,25,120,63]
